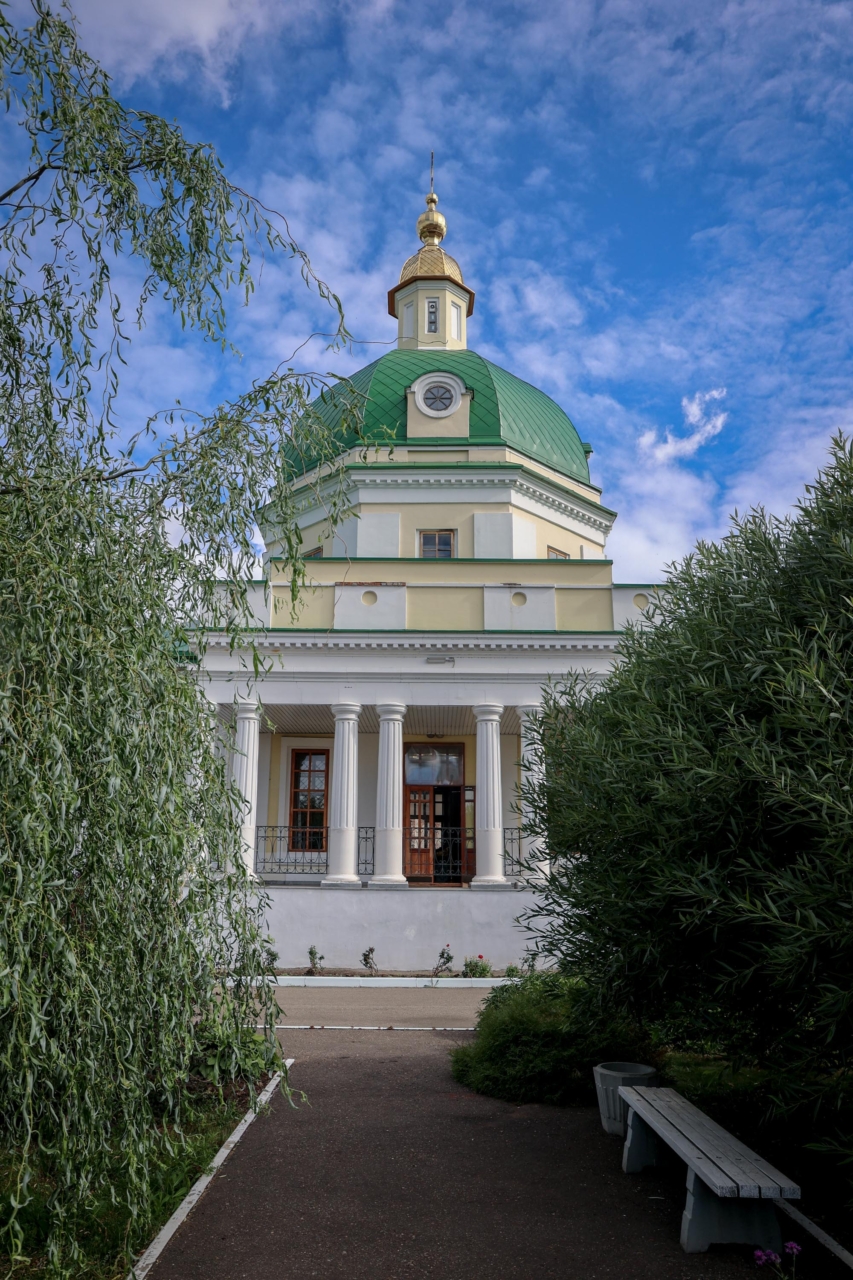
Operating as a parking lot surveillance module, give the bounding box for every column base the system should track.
[470,877,514,891]
[367,876,409,889]
[320,876,363,889]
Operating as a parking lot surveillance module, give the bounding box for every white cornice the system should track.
[289,468,614,539]
[203,630,621,654]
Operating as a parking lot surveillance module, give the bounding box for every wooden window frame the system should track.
[419,529,456,559]
[303,546,323,559]
[547,545,570,560]
[289,748,329,835]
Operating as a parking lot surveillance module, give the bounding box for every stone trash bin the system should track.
[593,1061,658,1136]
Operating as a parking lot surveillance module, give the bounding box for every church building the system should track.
[202,191,654,970]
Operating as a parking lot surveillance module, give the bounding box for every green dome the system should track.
[306,349,591,485]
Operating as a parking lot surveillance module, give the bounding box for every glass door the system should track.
[403,744,470,883]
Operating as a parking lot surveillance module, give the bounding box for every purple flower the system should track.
[784,1242,802,1256]
[754,1250,768,1266]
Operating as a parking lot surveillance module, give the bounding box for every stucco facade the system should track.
[203,191,656,969]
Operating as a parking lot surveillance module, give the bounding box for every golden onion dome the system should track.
[399,190,464,284]
[399,244,464,284]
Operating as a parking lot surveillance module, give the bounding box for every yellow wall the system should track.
[266,735,282,826]
[272,585,335,629]
[556,588,614,630]
[273,558,612,587]
[407,586,485,630]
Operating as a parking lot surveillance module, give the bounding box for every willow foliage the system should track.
[0,3,360,1272]
[525,437,853,1118]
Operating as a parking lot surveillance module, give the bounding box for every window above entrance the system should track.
[405,744,463,786]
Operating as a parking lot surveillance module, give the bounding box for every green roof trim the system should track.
[272,556,613,564]
[302,349,591,484]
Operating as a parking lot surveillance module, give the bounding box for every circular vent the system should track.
[423,384,454,412]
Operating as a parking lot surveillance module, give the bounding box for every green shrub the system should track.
[452,973,649,1105]
[461,955,492,977]
[524,438,853,1132]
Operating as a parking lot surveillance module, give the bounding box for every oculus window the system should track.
[423,383,454,412]
[420,530,455,559]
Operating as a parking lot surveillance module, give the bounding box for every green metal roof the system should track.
[301,349,591,484]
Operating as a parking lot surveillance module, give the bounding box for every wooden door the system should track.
[404,786,434,878]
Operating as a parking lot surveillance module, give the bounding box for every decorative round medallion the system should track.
[423,384,454,412]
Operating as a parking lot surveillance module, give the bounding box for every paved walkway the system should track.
[149,992,751,1280]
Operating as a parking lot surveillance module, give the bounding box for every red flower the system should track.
[478,954,483,959]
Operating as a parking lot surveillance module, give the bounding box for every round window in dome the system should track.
[411,372,465,418]
[423,384,454,412]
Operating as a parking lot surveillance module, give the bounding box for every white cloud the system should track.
[63,0,295,92]
[639,388,728,463]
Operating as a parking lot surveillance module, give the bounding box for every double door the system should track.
[404,782,474,883]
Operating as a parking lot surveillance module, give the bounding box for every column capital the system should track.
[375,702,407,721]
[235,699,260,719]
[516,702,541,719]
[330,701,362,720]
[472,702,504,722]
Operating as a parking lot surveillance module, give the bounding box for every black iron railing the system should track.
[358,826,375,876]
[404,826,475,881]
[503,827,524,877]
[256,826,328,876]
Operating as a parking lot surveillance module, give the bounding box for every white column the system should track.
[323,702,362,887]
[369,702,408,888]
[232,701,261,876]
[517,703,548,881]
[471,702,509,889]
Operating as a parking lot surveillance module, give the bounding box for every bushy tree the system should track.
[525,437,853,1121]
[0,3,359,1272]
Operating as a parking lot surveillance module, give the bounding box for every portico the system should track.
[208,627,617,894]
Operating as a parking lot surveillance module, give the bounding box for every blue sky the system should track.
[32,0,853,578]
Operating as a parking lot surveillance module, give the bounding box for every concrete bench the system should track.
[618,1085,800,1253]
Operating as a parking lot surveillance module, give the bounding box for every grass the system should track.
[0,1081,255,1279]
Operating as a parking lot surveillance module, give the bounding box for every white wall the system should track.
[612,585,658,631]
[483,586,556,631]
[264,885,539,969]
[332,513,401,558]
[473,512,537,559]
[334,584,407,630]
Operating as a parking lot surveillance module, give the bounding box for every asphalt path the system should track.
[148,992,755,1280]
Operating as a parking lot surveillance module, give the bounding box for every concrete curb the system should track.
[127,1063,292,1280]
[275,975,505,988]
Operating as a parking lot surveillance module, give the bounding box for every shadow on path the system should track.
[148,1027,751,1280]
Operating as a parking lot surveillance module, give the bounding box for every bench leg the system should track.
[622,1108,658,1173]
[680,1169,783,1253]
